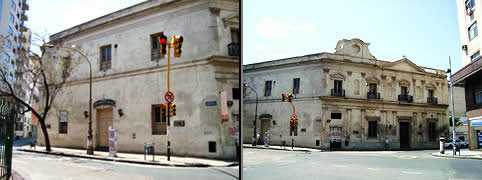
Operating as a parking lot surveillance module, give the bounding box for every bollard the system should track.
[439,137,445,154]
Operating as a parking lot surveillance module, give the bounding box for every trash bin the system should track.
[439,137,445,154]
[144,143,155,161]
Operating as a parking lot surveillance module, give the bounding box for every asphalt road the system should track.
[243,149,482,180]
[12,150,239,180]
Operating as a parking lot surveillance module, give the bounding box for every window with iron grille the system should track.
[368,121,377,137]
[100,45,112,71]
[428,122,437,141]
[293,78,300,94]
[152,104,166,135]
[264,81,272,96]
[150,33,165,61]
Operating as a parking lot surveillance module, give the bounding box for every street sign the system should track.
[165,91,174,103]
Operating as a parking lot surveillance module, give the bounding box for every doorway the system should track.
[96,108,113,150]
[399,122,410,149]
[259,119,271,145]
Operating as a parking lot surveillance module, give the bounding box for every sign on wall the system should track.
[220,91,229,122]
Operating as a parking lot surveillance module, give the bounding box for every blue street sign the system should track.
[205,101,217,106]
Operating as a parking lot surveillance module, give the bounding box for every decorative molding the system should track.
[323,68,330,73]
[366,75,380,84]
[398,79,410,87]
[330,72,346,80]
[347,71,352,76]
[209,7,221,16]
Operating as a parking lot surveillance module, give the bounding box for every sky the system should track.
[28,0,144,53]
[243,0,464,72]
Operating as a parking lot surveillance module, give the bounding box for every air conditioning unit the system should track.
[462,45,468,50]
[467,8,475,15]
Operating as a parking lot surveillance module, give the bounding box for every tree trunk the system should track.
[39,118,51,152]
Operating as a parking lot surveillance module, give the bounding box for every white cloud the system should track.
[255,17,316,39]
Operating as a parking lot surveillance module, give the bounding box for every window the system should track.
[369,83,377,93]
[209,141,216,153]
[428,122,437,142]
[6,41,12,49]
[62,57,71,79]
[100,45,112,70]
[152,104,167,135]
[428,89,434,98]
[368,121,377,137]
[232,88,240,100]
[334,80,343,91]
[59,111,68,134]
[293,78,300,94]
[331,113,342,120]
[471,51,480,61]
[11,0,16,11]
[8,26,13,36]
[150,33,165,61]
[466,0,475,10]
[476,89,482,104]
[469,21,478,41]
[264,81,272,96]
[9,13,14,24]
[401,86,408,95]
[4,54,10,63]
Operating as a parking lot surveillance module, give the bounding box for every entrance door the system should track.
[259,119,271,144]
[399,122,410,149]
[97,108,113,148]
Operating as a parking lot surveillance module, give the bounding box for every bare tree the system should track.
[0,32,79,151]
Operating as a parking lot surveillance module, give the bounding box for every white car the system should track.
[444,139,468,149]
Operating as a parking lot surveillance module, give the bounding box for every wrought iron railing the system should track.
[228,43,240,57]
[398,94,413,103]
[0,101,15,180]
[367,92,380,99]
[427,97,438,104]
[331,89,345,97]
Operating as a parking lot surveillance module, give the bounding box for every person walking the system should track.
[385,137,390,150]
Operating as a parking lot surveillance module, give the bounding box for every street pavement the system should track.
[243,148,482,180]
[12,150,239,180]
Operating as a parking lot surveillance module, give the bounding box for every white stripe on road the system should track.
[402,171,422,174]
[367,168,379,171]
[332,165,348,168]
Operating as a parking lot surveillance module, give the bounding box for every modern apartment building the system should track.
[454,0,482,150]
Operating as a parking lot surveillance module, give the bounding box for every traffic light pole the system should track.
[167,43,171,161]
[290,101,295,150]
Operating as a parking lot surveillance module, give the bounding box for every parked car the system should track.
[444,139,468,148]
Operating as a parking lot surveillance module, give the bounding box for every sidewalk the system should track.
[243,144,322,152]
[15,146,238,167]
[431,149,482,160]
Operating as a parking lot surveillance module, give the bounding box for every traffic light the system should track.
[169,103,176,117]
[288,94,294,102]
[282,93,286,102]
[172,36,184,57]
[159,33,168,56]
[161,104,167,117]
[293,119,298,128]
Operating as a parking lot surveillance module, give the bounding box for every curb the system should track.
[243,145,320,152]
[431,153,482,160]
[17,148,239,168]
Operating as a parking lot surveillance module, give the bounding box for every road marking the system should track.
[367,168,379,171]
[332,165,348,168]
[398,156,417,159]
[402,171,422,174]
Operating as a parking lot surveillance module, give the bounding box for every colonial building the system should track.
[454,0,482,150]
[37,0,239,160]
[243,39,450,150]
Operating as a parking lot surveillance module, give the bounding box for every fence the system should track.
[0,101,15,180]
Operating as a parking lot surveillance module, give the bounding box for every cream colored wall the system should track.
[456,0,482,65]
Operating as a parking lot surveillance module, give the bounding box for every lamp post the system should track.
[244,83,258,146]
[43,44,94,155]
[447,56,456,156]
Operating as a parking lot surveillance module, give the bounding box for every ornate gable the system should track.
[330,72,346,80]
[383,58,425,73]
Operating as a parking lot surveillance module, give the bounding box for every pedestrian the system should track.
[385,137,389,150]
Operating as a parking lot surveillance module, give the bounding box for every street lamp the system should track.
[244,82,258,146]
[43,43,94,155]
[447,56,456,156]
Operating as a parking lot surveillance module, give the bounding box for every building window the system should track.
[331,113,342,120]
[369,83,377,93]
[152,104,167,135]
[59,111,68,134]
[150,33,164,61]
[401,86,408,95]
[100,45,112,71]
[62,57,71,79]
[232,88,240,100]
[228,28,240,56]
[11,0,16,11]
[6,41,12,49]
[471,51,480,61]
[466,0,475,10]
[293,78,300,94]
[4,54,10,63]
[428,122,437,142]
[264,81,272,96]
[9,13,15,24]
[368,121,377,137]
[428,89,434,98]
[476,89,482,104]
[334,80,343,91]
[8,26,13,36]
[469,21,478,41]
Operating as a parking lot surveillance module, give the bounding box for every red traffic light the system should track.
[161,104,167,108]
[160,38,166,43]
[282,93,286,102]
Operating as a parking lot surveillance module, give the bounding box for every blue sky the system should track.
[243,0,464,72]
[28,0,143,53]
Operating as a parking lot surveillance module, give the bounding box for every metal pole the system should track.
[167,43,171,161]
[449,56,456,156]
[244,84,258,146]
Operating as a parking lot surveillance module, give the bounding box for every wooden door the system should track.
[260,119,271,144]
[97,108,113,147]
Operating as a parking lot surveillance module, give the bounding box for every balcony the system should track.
[367,92,380,100]
[427,97,438,104]
[100,61,111,71]
[22,0,29,10]
[20,24,27,32]
[19,35,26,43]
[331,89,345,97]
[228,42,240,57]
[398,94,413,103]
[21,13,28,21]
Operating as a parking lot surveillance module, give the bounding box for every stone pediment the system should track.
[383,58,425,73]
[334,38,376,60]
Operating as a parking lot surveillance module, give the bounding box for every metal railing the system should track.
[367,92,380,99]
[427,97,438,104]
[0,100,15,180]
[228,43,240,57]
[398,94,413,103]
[331,89,345,97]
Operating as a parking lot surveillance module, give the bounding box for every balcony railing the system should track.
[20,24,27,32]
[21,12,28,21]
[228,42,240,57]
[331,89,345,97]
[367,92,380,99]
[22,0,29,10]
[398,94,413,103]
[427,97,438,104]
[100,61,111,71]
